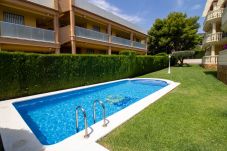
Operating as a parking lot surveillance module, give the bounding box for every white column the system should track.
[211,45,215,56]
[212,22,216,34]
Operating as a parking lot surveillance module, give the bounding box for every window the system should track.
[3,12,24,25]
[92,25,100,32]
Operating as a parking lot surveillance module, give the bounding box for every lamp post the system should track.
[168,55,171,74]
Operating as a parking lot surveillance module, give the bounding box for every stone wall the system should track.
[217,50,227,84]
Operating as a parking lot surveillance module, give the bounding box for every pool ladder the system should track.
[75,106,89,138]
[75,100,107,138]
[93,100,107,127]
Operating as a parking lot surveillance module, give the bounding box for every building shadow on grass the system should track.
[0,128,44,151]
[204,71,217,78]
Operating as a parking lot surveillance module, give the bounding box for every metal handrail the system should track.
[93,100,107,127]
[75,106,89,138]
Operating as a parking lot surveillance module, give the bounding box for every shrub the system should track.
[0,52,168,100]
[119,50,136,56]
[172,51,195,66]
[194,51,205,59]
[155,53,168,56]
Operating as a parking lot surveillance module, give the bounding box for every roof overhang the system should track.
[74,0,147,35]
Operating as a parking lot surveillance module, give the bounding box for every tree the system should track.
[172,51,195,66]
[148,12,200,55]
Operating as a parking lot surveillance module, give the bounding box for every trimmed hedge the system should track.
[0,52,168,100]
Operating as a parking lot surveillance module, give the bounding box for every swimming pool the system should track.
[13,79,169,145]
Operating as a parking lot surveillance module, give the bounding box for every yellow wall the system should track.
[86,22,107,33]
[0,6,36,27]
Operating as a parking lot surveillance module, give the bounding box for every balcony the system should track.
[75,26,109,42]
[203,32,224,45]
[75,26,146,50]
[202,55,218,65]
[111,36,132,47]
[133,41,146,49]
[0,21,55,43]
[204,8,224,25]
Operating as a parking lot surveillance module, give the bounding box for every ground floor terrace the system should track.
[1,65,227,151]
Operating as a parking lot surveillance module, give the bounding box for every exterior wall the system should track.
[218,50,227,84]
[0,6,36,27]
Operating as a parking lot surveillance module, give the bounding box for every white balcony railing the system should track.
[133,41,146,49]
[0,21,55,43]
[202,55,218,65]
[111,36,132,46]
[203,32,224,44]
[75,26,109,42]
[204,8,224,24]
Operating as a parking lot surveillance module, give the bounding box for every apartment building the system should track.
[0,0,60,53]
[202,0,227,68]
[218,0,227,84]
[0,0,147,55]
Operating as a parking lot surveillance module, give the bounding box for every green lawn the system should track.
[99,65,227,151]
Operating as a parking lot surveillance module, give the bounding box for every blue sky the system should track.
[89,0,206,33]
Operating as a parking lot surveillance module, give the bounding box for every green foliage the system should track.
[0,52,168,100]
[155,52,168,56]
[119,50,136,56]
[172,50,195,66]
[194,51,205,59]
[148,12,200,54]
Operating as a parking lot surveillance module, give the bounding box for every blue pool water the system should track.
[13,79,168,145]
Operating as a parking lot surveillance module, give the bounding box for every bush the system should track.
[155,53,168,56]
[194,51,205,59]
[0,52,168,100]
[119,50,136,56]
[172,51,195,66]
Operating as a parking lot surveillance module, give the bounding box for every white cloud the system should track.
[88,0,142,24]
[192,4,201,10]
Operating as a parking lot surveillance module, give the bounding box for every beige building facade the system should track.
[202,0,227,68]
[0,0,147,55]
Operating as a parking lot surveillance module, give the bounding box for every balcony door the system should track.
[3,12,25,25]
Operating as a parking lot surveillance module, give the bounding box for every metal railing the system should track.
[93,100,107,127]
[75,106,89,138]
[133,41,146,49]
[204,8,224,24]
[74,26,146,50]
[75,26,109,42]
[0,21,55,42]
[202,55,218,65]
[111,36,132,46]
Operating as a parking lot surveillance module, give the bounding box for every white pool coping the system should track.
[0,78,180,151]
